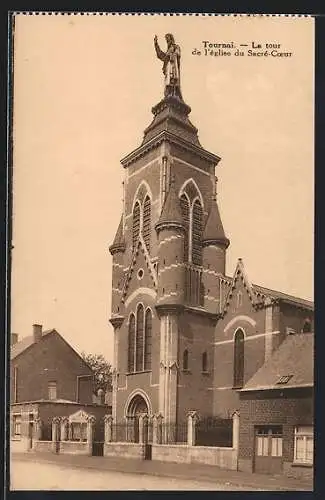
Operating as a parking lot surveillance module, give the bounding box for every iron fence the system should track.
[196,417,232,447]
[161,422,187,444]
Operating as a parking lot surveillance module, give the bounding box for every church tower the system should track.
[109,34,229,426]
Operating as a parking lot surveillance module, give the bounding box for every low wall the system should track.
[32,441,53,453]
[104,442,144,460]
[59,441,91,455]
[152,444,238,470]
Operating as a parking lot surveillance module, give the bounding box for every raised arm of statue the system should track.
[154,35,166,62]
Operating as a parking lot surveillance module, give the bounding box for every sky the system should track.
[11,14,314,362]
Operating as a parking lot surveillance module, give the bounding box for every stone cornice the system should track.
[121,131,221,168]
[155,303,185,317]
[202,238,230,249]
[155,221,185,234]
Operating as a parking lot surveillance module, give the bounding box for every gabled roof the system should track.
[11,329,54,360]
[202,198,230,248]
[253,283,314,311]
[222,259,260,315]
[241,332,314,392]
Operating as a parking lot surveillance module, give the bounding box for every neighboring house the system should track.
[10,324,109,452]
[238,332,314,480]
[108,65,314,444]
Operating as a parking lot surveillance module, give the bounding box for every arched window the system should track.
[233,329,245,388]
[128,314,135,373]
[144,309,152,370]
[180,194,190,261]
[202,351,208,372]
[302,319,312,333]
[132,202,140,250]
[136,304,144,372]
[183,349,189,371]
[143,196,151,253]
[192,199,202,265]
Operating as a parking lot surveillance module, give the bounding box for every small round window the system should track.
[137,269,144,280]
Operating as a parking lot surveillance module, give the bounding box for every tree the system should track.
[81,352,112,393]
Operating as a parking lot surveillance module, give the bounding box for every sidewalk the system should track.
[11,451,313,491]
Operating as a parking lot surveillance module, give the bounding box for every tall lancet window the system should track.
[144,309,152,370]
[136,304,144,372]
[128,314,136,373]
[192,199,203,265]
[132,202,141,251]
[233,329,245,388]
[180,194,190,261]
[143,195,151,253]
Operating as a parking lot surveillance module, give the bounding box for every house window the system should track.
[202,351,208,373]
[132,202,141,250]
[294,426,314,465]
[143,195,151,253]
[13,414,21,437]
[183,349,189,371]
[48,381,57,400]
[256,426,283,457]
[233,329,245,388]
[192,199,203,265]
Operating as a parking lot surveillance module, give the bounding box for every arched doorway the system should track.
[126,394,149,443]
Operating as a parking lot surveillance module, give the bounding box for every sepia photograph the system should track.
[9,12,314,491]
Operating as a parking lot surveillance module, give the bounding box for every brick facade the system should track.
[11,330,94,404]
[238,388,313,480]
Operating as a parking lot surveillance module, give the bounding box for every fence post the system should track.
[232,411,240,450]
[86,415,96,455]
[152,413,163,444]
[187,411,199,446]
[138,413,148,444]
[34,417,42,441]
[60,417,69,441]
[51,417,61,453]
[104,414,113,443]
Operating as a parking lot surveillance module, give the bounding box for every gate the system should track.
[92,418,105,456]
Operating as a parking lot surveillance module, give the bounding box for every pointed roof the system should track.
[155,176,185,233]
[109,216,126,255]
[203,198,230,248]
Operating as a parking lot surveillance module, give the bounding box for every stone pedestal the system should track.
[152,414,163,444]
[86,415,96,455]
[232,411,240,451]
[138,413,149,444]
[60,417,69,441]
[51,417,61,453]
[187,411,199,446]
[104,415,113,443]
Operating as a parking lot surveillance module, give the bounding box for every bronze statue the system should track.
[154,34,182,99]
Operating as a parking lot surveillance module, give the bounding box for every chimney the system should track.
[33,324,43,343]
[11,333,18,346]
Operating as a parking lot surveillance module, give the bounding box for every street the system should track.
[10,459,263,491]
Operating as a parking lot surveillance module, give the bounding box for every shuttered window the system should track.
[192,199,202,265]
[143,196,151,253]
[132,202,140,250]
[180,194,190,261]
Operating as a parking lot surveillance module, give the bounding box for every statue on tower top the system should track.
[154,33,182,99]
